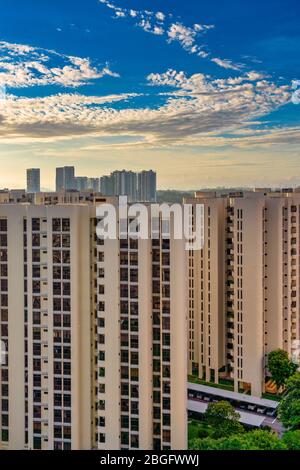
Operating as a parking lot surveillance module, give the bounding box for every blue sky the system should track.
[0,0,299,189]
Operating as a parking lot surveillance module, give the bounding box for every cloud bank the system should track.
[0,41,119,88]
[0,65,292,148]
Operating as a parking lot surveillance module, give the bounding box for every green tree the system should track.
[204,401,244,438]
[268,349,297,389]
[285,372,300,394]
[240,430,286,450]
[278,372,300,430]
[189,430,287,450]
[282,430,300,450]
[189,437,222,450]
[278,396,300,430]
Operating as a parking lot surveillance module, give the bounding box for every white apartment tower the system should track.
[187,190,300,397]
[0,199,187,450]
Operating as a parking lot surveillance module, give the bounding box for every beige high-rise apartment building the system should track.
[187,189,300,397]
[0,197,187,450]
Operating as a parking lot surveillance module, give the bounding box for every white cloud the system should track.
[246,71,268,81]
[99,0,269,77]
[0,41,119,88]
[0,42,35,56]
[99,0,213,56]
[211,57,244,71]
[153,26,164,36]
[0,68,291,148]
[167,23,196,48]
[156,12,165,22]
[129,9,137,18]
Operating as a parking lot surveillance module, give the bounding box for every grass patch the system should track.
[262,392,282,402]
[188,375,234,391]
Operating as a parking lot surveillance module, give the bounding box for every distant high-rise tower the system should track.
[26,168,40,193]
[55,167,64,192]
[56,167,76,192]
[64,166,75,190]
[100,175,114,196]
[87,178,100,192]
[137,170,157,202]
[100,170,156,202]
[75,176,88,191]
[111,170,137,202]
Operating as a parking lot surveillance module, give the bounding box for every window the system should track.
[1,430,9,442]
[32,265,41,277]
[62,219,70,232]
[2,414,8,427]
[32,250,40,263]
[52,235,61,248]
[62,235,70,248]
[52,219,61,232]
[63,283,70,296]
[1,309,8,322]
[63,267,70,280]
[130,253,138,266]
[0,219,7,232]
[121,432,129,445]
[53,251,61,264]
[98,268,104,278]
[0,279,8,292]
[131,434,139,448]
[53,266,61,279]
[62,251,70,264]
[63,315,71,328]
[121,415,129,429]
[163,397,170,410]
[63,299,71,312]
[98,284,104,295]
[0,235,8,247]
[63,394,71,408]
[99,417,105,427]
[0,265,8,277]
[0,249,7,262]
[32,234,40,247]
[53,298,61,312]
[54,426,62,438]
[131,401,139,415]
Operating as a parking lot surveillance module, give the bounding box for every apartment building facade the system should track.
[0,198,187,450]
[187,189,300,397]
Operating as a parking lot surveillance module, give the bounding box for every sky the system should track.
[0,0,300,190]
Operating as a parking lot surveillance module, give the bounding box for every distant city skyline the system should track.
[5,164,300,193]
[22,166,158,202]
[0,1,299,190]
